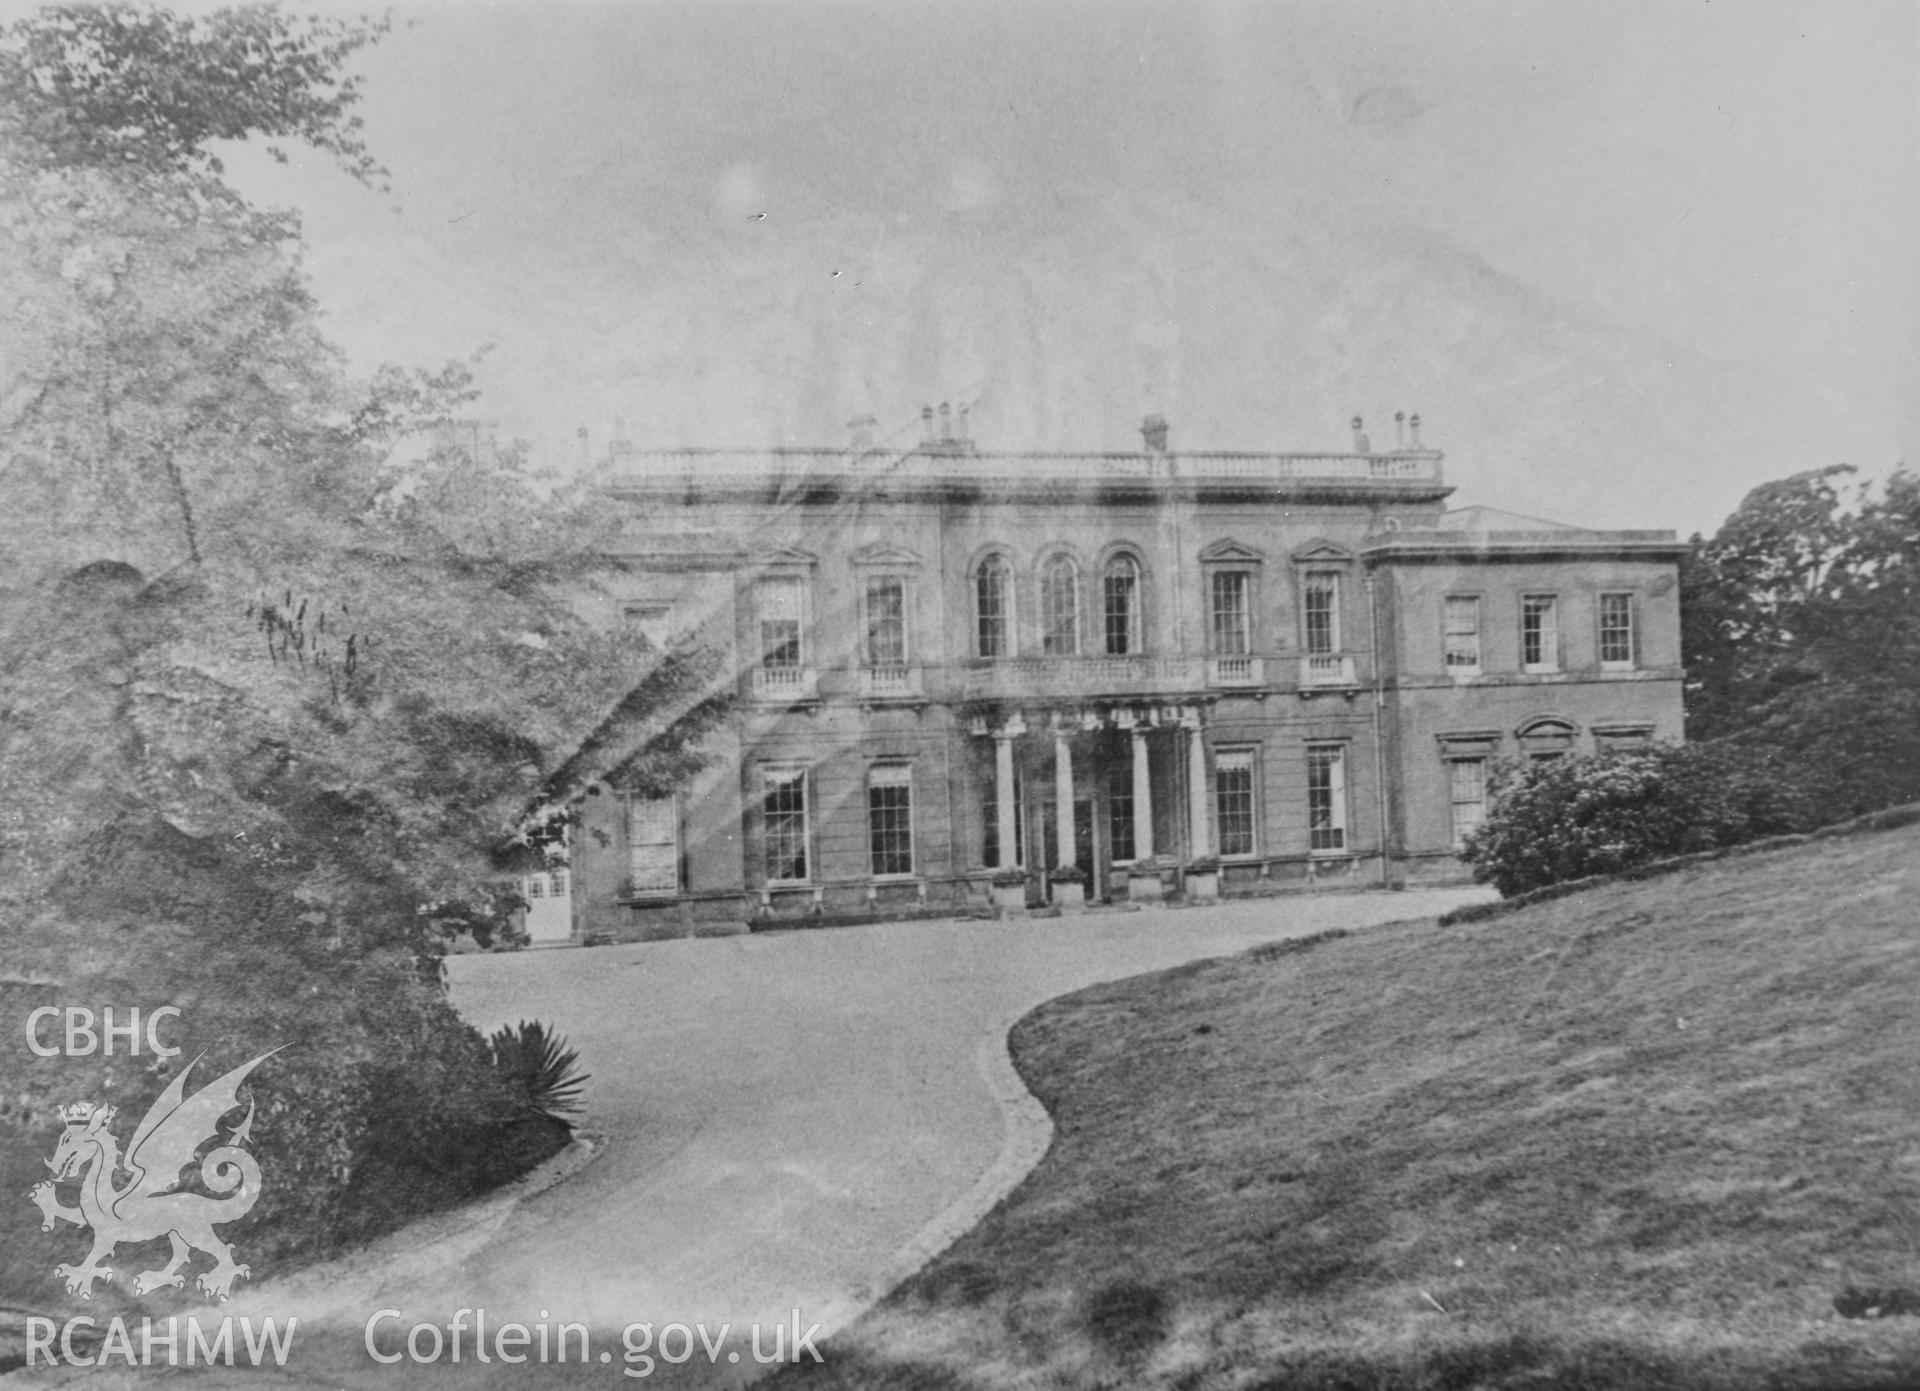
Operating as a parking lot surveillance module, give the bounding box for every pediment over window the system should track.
[1292,538,1355,564]
[1199,538,1264,564]
[1516,715,1578,749]
[751,545,818,570]
[1436,728,1503,756]
[848,541,923,568]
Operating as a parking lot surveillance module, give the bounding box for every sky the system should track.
[200,0,1917,537]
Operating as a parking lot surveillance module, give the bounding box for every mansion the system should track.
[521,409,1685,943]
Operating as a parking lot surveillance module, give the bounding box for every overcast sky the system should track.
[205,0,1915,536]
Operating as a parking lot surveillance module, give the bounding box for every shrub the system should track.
[488,1019,590,1126]
[1462,745,1824,898]
[1084,1278,1171,1363]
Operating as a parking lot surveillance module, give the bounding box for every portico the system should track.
[968,699,1216,909]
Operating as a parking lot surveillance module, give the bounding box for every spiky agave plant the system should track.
[488,1020,589,1126]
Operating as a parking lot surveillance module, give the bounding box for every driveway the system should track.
[21,889,1485,1388]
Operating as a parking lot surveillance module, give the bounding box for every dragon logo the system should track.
[28,1049,278,1302]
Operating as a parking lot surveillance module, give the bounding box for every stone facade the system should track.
[537,413,1685,941]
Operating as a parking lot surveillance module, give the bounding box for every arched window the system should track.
[975,554,1012,658]
[1040,554,1080,655]
[1102,554,1142,655]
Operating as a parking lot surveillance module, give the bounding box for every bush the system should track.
[1463,745,1823,898]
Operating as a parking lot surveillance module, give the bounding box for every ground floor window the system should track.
[1214,748,1257,857]
[627,793,679,895]
[763,766,810,883]
[1306,744,1347,852]
[1448,758,1487,850]
[868,764,915,876]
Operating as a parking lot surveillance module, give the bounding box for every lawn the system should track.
[787,822,1920,1390]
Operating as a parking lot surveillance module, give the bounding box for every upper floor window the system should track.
[864,575,908,668]
[975,555,1012,659]
[1599,592,1635,669]
[1210,570,1252,656]
[1443,596,1482,674]
[1103,555,1142,655]
[1303,571,1342,655]
[1521,594,1559,673]
[621,602,673,649]
[1040,554,1080,656]
[758,577,805,670]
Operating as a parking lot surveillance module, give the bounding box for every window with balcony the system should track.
[758,576,805,671]
[1214,748,1257,857]
[1040,554,1080,655]
[1448,758,1487,850]
[627,793,679,896]
[1103,554,1142,655]
[1303,571,1342,655]
[864,575,908,667]
[1521,594,1560,673]
[1209,570,1252,656]
[975,554,1013,659]
[868,764,914,877]
[1599,592,1635,669]
[1443,596,1482,674]
[1306,744,1347,853]
[762,766,811,884]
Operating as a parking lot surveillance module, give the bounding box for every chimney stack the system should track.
[920,404,934,445]
[1351,415,1370,455]
[957,403,971,446]
[938,401,953,443]
[575,424,590,470]
[848,414,876,456]
[1409,413,1422,449]
[1141,413,1170,455]
[1394,411,1406,450]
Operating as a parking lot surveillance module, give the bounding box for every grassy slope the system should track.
[794,823,1920,1390]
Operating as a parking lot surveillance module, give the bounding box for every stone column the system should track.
[1187,718,1211,859]
[1131,725,1155,861]
[1126,717,1163,901]
[1052,723,1084,908]
[995,729,1018,871]
[1185,710,1219,903]
[1054,727,1076,870]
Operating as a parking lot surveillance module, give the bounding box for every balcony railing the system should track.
[608,447,1444,489]
[1206,655,1265,688]
[859,664,923,699]
[750,664,819,703]
[960,655,1204,701]
[1299,654,1359,688]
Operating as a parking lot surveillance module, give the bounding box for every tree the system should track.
[0,3,731,1269]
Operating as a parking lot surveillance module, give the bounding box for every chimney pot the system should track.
[1394,411,1406,449]
[1409,413,1422,449]
[938,401,952,442]
[1351,415,1370,455]
[1141,413,1170,455]
[921,404,934,443]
